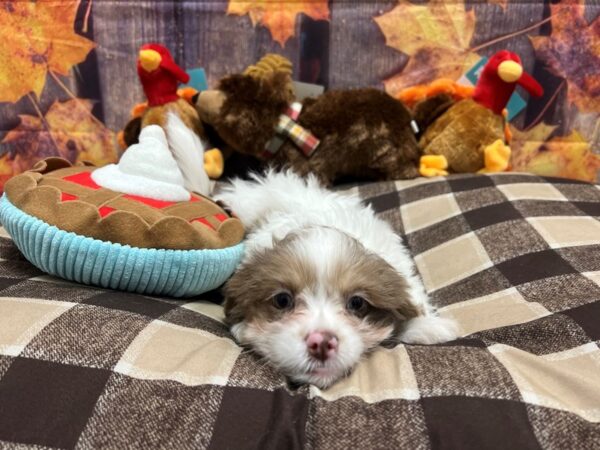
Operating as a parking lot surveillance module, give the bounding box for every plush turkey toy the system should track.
[403,50,544,176]
[128,43,212,195]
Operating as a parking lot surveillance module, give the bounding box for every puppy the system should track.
[215,171,457,388]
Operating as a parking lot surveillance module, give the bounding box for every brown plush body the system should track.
[141,98,206,139]
[123,98,206,148]
[196,69,420,185]
[418,98,505,173]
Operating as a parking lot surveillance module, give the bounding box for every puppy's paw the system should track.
[399,316,459,345]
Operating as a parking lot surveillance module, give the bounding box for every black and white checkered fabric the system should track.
[0,172,599,449]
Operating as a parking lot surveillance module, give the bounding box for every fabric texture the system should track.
[0,173,599,448]
[0,195,244,298]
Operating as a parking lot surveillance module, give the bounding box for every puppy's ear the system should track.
[392,297,420,322]
[222,265,252,326]
[377,295,421,347]
[356,257,422,329]
[222,258,271,327]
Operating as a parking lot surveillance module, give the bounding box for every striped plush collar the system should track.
[262,102,320,159]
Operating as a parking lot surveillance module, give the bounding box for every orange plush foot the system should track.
[420,155,449,177]
[204,148,224,179]
[478,140,511,173]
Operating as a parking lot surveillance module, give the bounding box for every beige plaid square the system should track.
[490,343,600,422]
[527,217,600,249]
[415,232,493,292]
[583,271,600,286]
[0,297,74,356]
[439,287,551,336]
[394,177,440,191]
[310,345,419,403]
[182,301,226,323]
[115,320,241,386]
[498,183,567,201]
[401,193,461,233]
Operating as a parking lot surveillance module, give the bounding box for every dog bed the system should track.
[0,172,598,449]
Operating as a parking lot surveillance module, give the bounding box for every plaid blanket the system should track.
[0,173,599,449]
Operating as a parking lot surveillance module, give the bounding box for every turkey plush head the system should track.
[473,50,543,115]
[137,43,190,107]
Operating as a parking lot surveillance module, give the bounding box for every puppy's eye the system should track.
[272,292,294,310]
[347,295,368,314]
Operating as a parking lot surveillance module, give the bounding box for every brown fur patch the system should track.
[223,235,316,325]
[121,98,208,147]
[328,235,420,330]
[223,230,419,334]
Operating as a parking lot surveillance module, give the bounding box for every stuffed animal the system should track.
[129,43,214,194]
[194,54,421,185]
[399,50,544,177]
[0,124,245,297]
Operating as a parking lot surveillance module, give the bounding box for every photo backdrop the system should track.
[0,0,598,191]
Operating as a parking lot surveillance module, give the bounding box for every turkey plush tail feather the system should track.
[165,112,211,196]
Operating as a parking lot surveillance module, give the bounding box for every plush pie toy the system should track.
[194,55,421,185]
[0,125,244,297]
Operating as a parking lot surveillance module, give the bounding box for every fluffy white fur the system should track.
[216,170,458,387]
[165,112,211,196]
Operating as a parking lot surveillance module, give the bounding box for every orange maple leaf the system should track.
[374,1,479,95]
[510,123,600,182]
[0,0,96,103]
[0,99,118,190]
[227,0,329,46]
[530,0,600,113]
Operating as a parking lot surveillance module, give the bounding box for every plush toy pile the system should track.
[0,44,544,298]
[121,49,542,184]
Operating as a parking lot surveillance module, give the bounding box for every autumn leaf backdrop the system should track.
[0,0,598,189]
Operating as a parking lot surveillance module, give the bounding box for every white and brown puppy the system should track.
[215,171,457,388]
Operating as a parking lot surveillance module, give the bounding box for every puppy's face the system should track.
[224,228,420,388]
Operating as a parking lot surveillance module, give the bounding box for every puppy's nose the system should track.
[306,331,338,361]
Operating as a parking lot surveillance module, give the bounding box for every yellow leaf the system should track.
[374,0,478,94]
[1,99,118,190]
[530,0,600,112]
[227,0,329,47]
[510,124,600,182]
[0,0,95,103]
